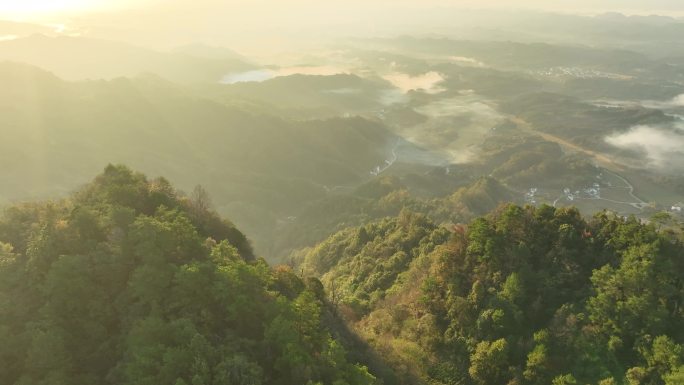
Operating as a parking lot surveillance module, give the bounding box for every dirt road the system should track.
[510,117,625,171]
[510,116,650,206]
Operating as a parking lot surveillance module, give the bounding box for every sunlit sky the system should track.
[2,0,683,56]
[2,0,684,21]
[0,0,120,19]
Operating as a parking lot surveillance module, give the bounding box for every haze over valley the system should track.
[3,13,683,256]
[1,2,684,385]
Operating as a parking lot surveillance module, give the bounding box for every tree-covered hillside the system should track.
[0,165,376,385]
[0,62,401,257]
[275,176,517,260]
[0,35,254,83]
[205,74,394,118]
[2,166,682,385]
[297,204,684,385]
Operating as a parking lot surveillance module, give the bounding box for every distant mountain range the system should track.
[0,62,401,255]
[0,34,254,83]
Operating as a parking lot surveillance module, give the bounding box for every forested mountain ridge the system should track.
[0,62,400,256]
[3,5,684,385]
[0,165,377,385]
[296,204,684,385]
[2,166,683,385]
[273,175,518,260]
[0,34,254,83]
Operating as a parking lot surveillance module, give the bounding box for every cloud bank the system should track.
[606,125,684,172]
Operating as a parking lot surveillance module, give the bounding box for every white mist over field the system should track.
[221,66,346,84]
[606,125,684,171]
[672,94,684,106]
[382,72,445,94]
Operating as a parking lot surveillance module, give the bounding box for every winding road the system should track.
[511,116,649,209]
[371,139,400,176]
[510,117,625,171]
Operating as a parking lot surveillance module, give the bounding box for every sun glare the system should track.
[0,0,112,20]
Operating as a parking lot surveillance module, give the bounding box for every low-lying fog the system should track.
[594,94,684,111]
[382,71,445,94]
[642,93,684,110]
[594,93,684,173]
[397,94,503,164]
[221,66,347,84]
[606,123,684,172]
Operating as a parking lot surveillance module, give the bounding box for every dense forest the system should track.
[0,62,401,257]
[1,166,682,385]
[297,205,684,385]
[0,166,376,385]
[3,5,684,385]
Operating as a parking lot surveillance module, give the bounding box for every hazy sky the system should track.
[2,0,684,21]
[2,0,683,56]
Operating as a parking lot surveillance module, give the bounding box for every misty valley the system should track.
[1,5,684,385]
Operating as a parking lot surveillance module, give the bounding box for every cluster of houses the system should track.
[370,159,393,176]
[524,184,598,206]
[560,183,601,202]
[584,183,601,199]
[563,188,581,201]
[536,66,629,80]
[525,188,538,204]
